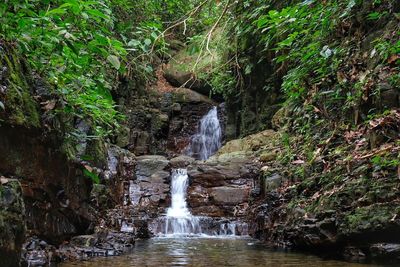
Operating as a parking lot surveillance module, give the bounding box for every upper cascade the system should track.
[187,106,222,160]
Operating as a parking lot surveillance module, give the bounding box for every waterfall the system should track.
[149,107,248,237]
[187,106,222,160]
[164,169,201,235]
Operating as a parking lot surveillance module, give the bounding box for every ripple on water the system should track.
[59,237,389,267]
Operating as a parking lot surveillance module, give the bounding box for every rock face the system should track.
[0,125,95,244]
[186,153,259,217]
[122,86,219,156]
[126,155,170,215]
[0,178,26,267]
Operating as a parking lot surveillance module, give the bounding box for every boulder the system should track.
[170,155,195,168]
[262,173,283,192]
[136,155,169,179]
[216,129,277,155]
[210,186,249,205]
[370,243,400,260]
[188,156,256,187]
[172,88,216,105]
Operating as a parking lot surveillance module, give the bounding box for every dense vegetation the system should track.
[0,0,207,138]
[1,0,399,161]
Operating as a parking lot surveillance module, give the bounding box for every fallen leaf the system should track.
[84,165,93,172]
[0,176,9,185]
[292,159,305,165]
[43,100,56,110]
[388,54,400,64]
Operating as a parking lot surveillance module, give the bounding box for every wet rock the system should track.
[70,235,98,247]
[188,185,209,208]
[91,184,113,209]
[22,231,136,265]
[149,171,170,183]
[21,236,57,266]
[370,243,400,260]
[186,153,258,217]
[122,155,171,213]
[343,246,367,262]
[0,179,26,267]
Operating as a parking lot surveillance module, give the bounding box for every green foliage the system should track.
[83,168,100,184]
[253,1,345,99]
[0,0,127,136]
[0,0,192,140]
[373,31,400,64]
[371,154,400,170]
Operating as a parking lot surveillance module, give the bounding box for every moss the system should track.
[85,138,108,167]
[340,204,400,235]
[0,46,40,128]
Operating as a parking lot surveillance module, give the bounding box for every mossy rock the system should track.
[339,204,400,236]
[0,44,40,128]
[217,129,278,155]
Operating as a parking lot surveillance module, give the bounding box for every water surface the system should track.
[60,237,387,267]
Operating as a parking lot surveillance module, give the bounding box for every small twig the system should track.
[149,0,211,54]
[205,0,231,54]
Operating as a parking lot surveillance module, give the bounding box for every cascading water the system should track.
[151,106,248,237]
[187,106,222,160]
[164,169,201,235]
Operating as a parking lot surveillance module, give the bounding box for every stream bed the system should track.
[60,237,388,267]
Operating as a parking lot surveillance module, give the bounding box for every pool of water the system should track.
[60,237,388,267]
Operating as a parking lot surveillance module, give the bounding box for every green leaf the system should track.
[83,169,100,184]
[46,7,67,16]
[86,9,109,20]
[0,101,4,110]
[127,39,141,47]
[107,55,120,70]
[144,39,152,46]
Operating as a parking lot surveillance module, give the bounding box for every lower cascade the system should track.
[164,169,201,235]
[151,168,248,237]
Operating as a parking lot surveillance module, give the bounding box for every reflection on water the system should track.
[60,237,387,267]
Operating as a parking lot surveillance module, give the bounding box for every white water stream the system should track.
[164,169,201,235]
